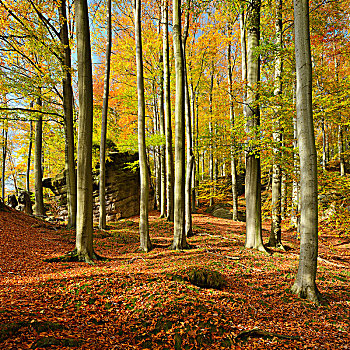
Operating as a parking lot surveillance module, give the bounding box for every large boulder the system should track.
[206,202,245,221]
[18,191,33,215]
[43,151,152,222]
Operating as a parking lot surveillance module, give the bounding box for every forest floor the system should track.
[0,206,349,349]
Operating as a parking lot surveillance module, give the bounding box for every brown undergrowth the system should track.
[0,207,349,349]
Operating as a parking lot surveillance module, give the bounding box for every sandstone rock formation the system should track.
[43,152,150,222]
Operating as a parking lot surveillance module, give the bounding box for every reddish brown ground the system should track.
[0,207,349,349]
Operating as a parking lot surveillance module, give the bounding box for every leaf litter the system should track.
[0,207,349,349]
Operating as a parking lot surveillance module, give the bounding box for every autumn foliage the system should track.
[0,207,349,349]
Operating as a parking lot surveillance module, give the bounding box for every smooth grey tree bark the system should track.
[338,125,345,176]
[34,96,45,216]
[134,0,152,252]
[59,0,77,229]
[152,95,161,211]
[99,0,112,230]
[26,119,33,193]
[227,27,238,221]
[269,0,283,248]
[281,169,287,219]
[1,123,7,201]
[322,117,327,171]
[75,0,94,262]
[171,0,188,250]
[182,0,194,237]
[162,0,174,222]
[291,0,320,303]
[208,64,214,207]
[291,114,300,232]
[158,29,166,218]
[244,0,265,252]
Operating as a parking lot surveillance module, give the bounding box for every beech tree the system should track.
[1,120,7,201]
[291,0,320,303]
[99,0,112,230]
[227,25,238,221]
[134,0,152,252]
[161,0,174,222]
[268,0,283,248]
[75,0,94,262]
[34,96,44,216]
[171,0,188,250]
[59,0,77,229]
[244,0,265,252]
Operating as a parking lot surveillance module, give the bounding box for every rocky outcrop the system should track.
[206,202,246,222]
[43,151,150,222]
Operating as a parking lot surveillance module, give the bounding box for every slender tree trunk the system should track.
[27,120,33,193]
[291,0,320,303]
[269,0,283,248]
[291,114,300,231]
[1,124,7,201]
[134,0,152,252]
[34,96,45,216]
[171,0,188,250]
[182,0,193,237]
[240,6,247,103]
[189,83,197,212]
[228,28,238,221]
[59,0,77,229]
[75,0,94,262]
[209,65,214,207]
[152,93,160,210]
[158,33,166,218]
[99,0,112,230]
[338,125,345,176]
[162,0,174,222]
[322,117,327,171]
[281,169,287,219]
[244,0,265,252]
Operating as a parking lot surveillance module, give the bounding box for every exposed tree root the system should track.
[138,244,153,253]
[169,242,192,251]
[266,241,287,251]
[235,327,300,341]
[128,256,147,264]
[44,249,107,263]
[291,283,321,305]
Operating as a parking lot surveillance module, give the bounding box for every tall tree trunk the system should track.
[99,0,112,230]
[269,0,283,248]
[27,119,33,193]
[338,125,345,176]
[191,85,198,210]
[134,0,152,252]
[1,123,7,201]
[240,6,247,102]
[228,28,238,221]
[183,0,193,237]
[209,65,214,207]
[291,114,300,231]
[244,0,265,251]
[322,117,327,171]
[162,0,174,222]
[291,0,320,303]
[59,0,77,229]
[34,96,45,216]
[171,0,188,250]
[75,0,94,262]
[158,24,166,218]
[281,169,287,219]
[152,92,160,211]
